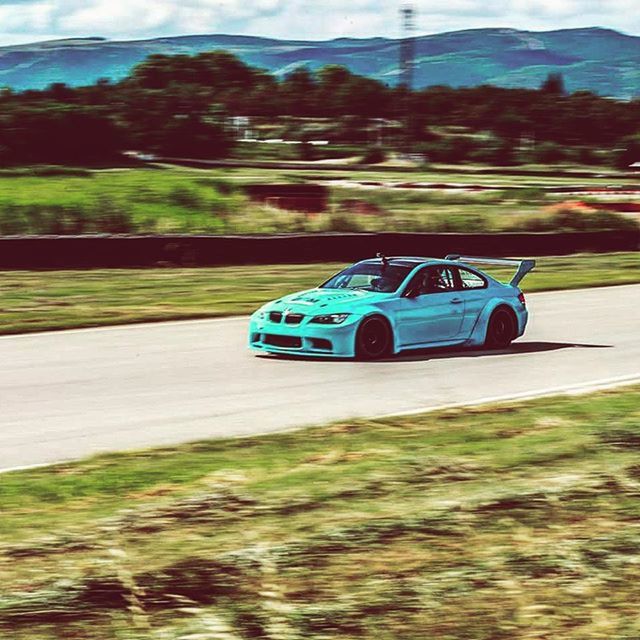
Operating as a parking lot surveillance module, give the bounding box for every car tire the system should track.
[484,308,516,349]
[355,316,392,360]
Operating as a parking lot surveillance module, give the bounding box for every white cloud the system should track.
[0,1,54,33]
[0,0,638,44]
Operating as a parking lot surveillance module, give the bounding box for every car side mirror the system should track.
[404,286,420,299]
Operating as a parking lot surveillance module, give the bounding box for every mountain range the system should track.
[0,27,638,97]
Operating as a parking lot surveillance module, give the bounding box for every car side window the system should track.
[418,266,456,295]
[458,268,487,290]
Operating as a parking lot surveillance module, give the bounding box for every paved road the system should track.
[1,284,639,471]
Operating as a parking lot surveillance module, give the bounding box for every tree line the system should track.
[0,51,639,166]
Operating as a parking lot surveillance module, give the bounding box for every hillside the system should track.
[0,27,639,97]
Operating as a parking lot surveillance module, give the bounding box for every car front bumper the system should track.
[248,314,362,358]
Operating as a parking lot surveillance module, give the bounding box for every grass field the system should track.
[0,252,639,335]
[0,166,637,235]
[1,386,639,638]
[0,169,243,235]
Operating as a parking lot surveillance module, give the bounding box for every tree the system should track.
[614,134,640,169]
[541,72,565,95]
[0,105,122,164]
[281,67,317,117]
[492,110,528,142]
[533,142,566,164]
[0,49,638,166]
[155,113,234,159]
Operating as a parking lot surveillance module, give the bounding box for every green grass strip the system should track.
[0,252,638,335]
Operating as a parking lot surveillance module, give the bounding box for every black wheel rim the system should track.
[491,312,512,346]
[360,319,389,358]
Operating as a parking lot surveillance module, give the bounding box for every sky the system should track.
[0,0,638,46]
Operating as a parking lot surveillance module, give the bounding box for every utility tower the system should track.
[399,4,416,152]
[399,4,416,91]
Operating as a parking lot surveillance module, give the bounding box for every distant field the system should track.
[1,252,638,335]
[213,163,639,187]
[1,386,639,639]
[0,166,637,235]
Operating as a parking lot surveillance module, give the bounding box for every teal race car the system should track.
[248,254,535,360]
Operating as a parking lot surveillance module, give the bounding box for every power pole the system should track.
[399,4,416,152]
[400,5,416,92]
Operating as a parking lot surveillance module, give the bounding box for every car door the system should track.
[396,266,465,346]
[455,267,489,338]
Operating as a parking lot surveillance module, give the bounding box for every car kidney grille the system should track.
[284,313,304,325]
[269,312,283,323]
[264,334,302,349]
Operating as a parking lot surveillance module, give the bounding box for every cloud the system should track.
[0,0,638,44]
[0,1,54,33]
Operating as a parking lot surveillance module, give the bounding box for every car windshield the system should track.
[321,262,413,292]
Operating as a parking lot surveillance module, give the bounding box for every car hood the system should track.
[266,288,393,314]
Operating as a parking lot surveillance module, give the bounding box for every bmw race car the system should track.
[248,254,535,360]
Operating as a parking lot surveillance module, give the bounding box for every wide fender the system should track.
[353,305,400,354]
[467,298,518,346]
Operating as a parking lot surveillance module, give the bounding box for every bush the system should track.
[533,142,566,164]
[361,146,387,164]
[0,166,92,178]
[468,139,500,165]
[511,202,638,232]
[492,141,519,166]
[576,147,601,166]
[325,212,361,232]
[0,198,136,235]
[155,114,234,159]
[418,137,476,164]
[92,197,137,234]
[327,116,369,144]
[169,185,205,209]
[0,105,122,164]
[299,140,316,161]
[195,177,237,196]
[613,134,640,170]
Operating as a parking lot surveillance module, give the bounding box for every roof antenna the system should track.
[377,252,389,267]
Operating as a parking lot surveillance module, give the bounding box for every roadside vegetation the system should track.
[1,386,639,638]
[1,50,639,170]
[0,167,637,235]
[1,252,638,335]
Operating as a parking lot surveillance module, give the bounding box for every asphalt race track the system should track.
[1,284,639,471]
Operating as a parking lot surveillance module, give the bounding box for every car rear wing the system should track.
[445,255,536,287]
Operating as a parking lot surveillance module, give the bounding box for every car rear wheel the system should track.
[355,316,392,360]
[484,308,516,349]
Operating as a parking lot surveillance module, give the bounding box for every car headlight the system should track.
[310,313,350,325]
[254,309,267,320]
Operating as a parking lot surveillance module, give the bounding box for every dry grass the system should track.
[1,387,639,638]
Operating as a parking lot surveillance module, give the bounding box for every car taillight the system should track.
[518,292,526,306]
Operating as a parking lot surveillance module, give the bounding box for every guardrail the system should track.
[0,231,637,269]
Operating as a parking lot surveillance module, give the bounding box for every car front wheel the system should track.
[355,316,392,360]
